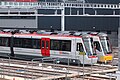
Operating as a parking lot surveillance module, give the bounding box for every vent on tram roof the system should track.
[69,31,75,34]
[54,31,75,36]
[98,32,107,36]
[43,32,53,34]
[0,29,19,34]
[63,33,72,36]
[28,30,36,33]
[73,32,82,36]
[2,29,11,32]
[81,32,90,35]
[89,32,98,35]
[19,30,31,34]
[50,32,58,35]
[37,31,53,35]
[37,30,46,34]
[57,32,71,36]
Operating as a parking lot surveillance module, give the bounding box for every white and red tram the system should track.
[97,32,113,62]
[73,31,113,62]
[0,30,97,64]
[86,32,113,62]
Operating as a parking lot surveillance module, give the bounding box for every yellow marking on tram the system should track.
[79,52,86,55]
[99,55,113,62]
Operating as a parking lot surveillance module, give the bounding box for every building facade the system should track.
[0,0,119,46]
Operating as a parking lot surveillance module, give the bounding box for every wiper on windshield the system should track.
[93,53,97,55]
[107,52,112,54]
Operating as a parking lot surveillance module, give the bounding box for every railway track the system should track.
[0,58,117,72]
[0,58,118,80]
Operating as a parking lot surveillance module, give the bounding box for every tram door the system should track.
[41,38,50,56]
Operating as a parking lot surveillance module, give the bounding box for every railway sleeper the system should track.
[0,66,65,76]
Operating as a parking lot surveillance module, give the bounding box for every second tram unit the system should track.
[88,32,113,62]
[97,33,113,62]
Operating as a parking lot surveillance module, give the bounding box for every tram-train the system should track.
[0,30,98,64]
[57,31,113,62]
[70,31,113,62]
[97,32,113,62]
[86,32,112,62]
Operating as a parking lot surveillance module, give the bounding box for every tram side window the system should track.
[0,37,10,47]
[77,43,84,52]
[50,40,71,51]
[14,38,40,49]
[14,38,22,47]
[51,40,61,50]
[61,40,71,51]
[22,39,32,48]
[46,41,49,49]
[94,41,101,52]
[41,40,45,48]
[32,39,40,49]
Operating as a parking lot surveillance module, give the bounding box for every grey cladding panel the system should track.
[0,9,36,12]
[0,19,37,28]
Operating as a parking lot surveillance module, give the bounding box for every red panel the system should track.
[45,38,50,56]
[88,56,97,58]
[41,38,46,56]
[41,38,50,57]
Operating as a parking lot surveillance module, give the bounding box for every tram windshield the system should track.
[93,41,102,53]
[100,37,112,54]
[83,38,94,56]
